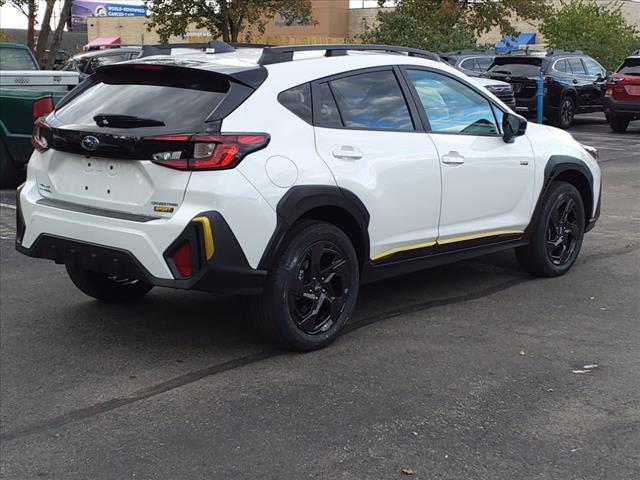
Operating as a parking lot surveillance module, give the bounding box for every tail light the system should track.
[31,119,51,152]
[609,73,624,83]
[543,76,552,86]
[147,133,270,171]
[32,96,54,121]
[31,96,54,153]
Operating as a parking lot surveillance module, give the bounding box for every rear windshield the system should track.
[54,67,229,132]
[0,47,38,70]
[619,58,640,75]
[488,59,542,77]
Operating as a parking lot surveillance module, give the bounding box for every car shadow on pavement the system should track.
[57,250,527,354]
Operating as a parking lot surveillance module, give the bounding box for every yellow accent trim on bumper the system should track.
[193,216,215,260]
[435,230,523,245]
[372,240,437,261]
[371,230,523,261]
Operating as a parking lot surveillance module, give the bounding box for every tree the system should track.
[34,0,56,64]
[45,0,72,69]
[361,10,478,52]
[144,0,315,44]
[364,0,548,53]
[540,0,640,70]
[376,0,548,36]
[4,0,38,49]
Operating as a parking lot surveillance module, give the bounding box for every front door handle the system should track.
[332,145,363,160]
[442,151,465,165]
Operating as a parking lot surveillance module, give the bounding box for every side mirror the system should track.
[503,112,527,143]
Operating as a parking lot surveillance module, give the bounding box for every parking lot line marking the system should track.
[0,202,16,210]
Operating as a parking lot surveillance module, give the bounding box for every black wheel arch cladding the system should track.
[526,155,596,234]
[258,185,371,270]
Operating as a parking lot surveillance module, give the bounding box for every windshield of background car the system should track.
[619,58,640,75]
[54,67,230,132]
[0,47,38,70]
[488,58,542,77]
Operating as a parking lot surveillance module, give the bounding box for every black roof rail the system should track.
[139,41,235,58]
[441,49,496,56]
[546,49,584,56]
[257,44,441,66]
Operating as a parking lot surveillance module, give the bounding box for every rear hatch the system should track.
[35,62,263,219]
[483,57,544,100]
[608,57,640,102]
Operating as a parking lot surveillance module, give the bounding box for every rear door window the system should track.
[55,67,230,133]
[323,70,414,131]
[567,58,586,75]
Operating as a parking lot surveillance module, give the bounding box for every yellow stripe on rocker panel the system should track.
[192,216,215,260]
[371,230,523,261]
[436,230,523,245]
[372,240,437,261]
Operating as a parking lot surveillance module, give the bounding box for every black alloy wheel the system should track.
[287,241,351,335]
[516,181,585,277]
[545,195,580,266]
[254,221,359,351]
[557,96,575,129]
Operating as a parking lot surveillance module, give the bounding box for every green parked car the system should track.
[0,43,79,188]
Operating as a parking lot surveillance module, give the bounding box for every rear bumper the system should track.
[603,96,640,118]
[16,220,266,295]
[15,180,270,295]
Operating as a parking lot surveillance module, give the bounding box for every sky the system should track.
[1,1,384,30]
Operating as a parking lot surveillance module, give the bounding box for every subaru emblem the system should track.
[81,135,100,151]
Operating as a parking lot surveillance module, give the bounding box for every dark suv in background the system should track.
[604,52,640,133]
[482,50,607,128]
[440,50,496,77]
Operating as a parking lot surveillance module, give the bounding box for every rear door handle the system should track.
[332,146,363,160]
[442,151,465,165]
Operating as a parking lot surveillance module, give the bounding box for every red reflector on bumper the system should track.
[172,242,192,278]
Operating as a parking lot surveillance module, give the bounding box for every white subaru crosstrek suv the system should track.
[17,44,601,351]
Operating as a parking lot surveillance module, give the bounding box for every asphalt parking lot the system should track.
[1,114,638,480]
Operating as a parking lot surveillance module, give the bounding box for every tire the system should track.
[254,221,360,351]
[516,181,585,277]
[66,264,153,302]
[609,115,630,133]
[0,139,23,189]
[554,96,576,129]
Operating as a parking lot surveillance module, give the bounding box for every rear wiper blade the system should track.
[94,114,165,128]
[492,70,512,75]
